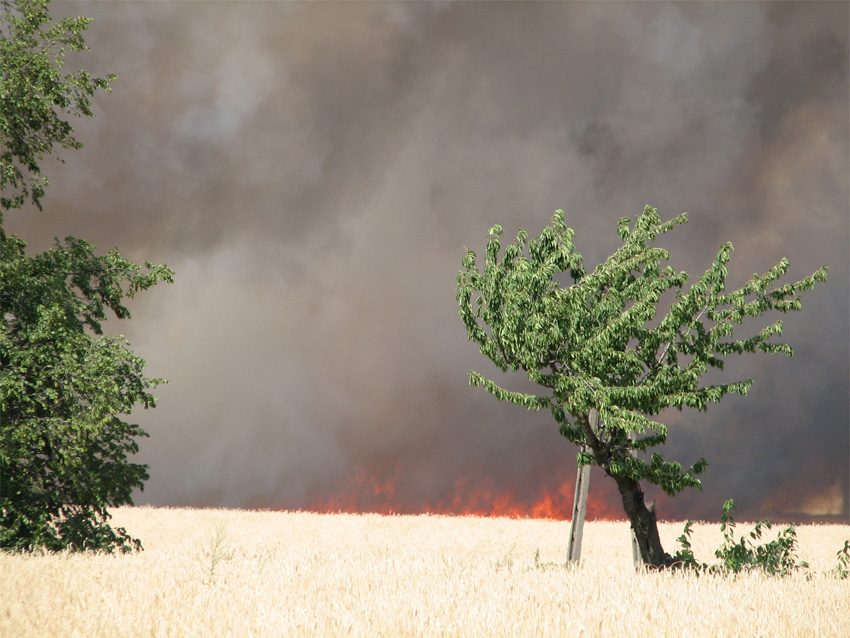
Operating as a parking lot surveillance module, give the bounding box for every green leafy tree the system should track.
[0,0,173,552]
[0,236,173,551]
[1,0,115,212]
[457,206,827,568]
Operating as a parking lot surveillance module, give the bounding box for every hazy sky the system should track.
[9,1,849,522]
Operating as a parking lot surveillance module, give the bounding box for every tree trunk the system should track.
[576,410,674,569]
[612,473,674,569]
[567,459,591,563]
[567,408,597,564]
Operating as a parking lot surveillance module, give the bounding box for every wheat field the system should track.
[2,507,849,637]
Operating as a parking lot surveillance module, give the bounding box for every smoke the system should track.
[7,1,848,521]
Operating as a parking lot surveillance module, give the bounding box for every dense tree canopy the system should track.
[458,206,827,567]
[0,0,172,552]
[0,235,172,551]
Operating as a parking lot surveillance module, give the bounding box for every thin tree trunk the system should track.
[567,409,597,564]
[628,439,645,570]
[567,461,591,563]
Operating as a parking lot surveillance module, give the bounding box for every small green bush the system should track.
[674,499,848,578]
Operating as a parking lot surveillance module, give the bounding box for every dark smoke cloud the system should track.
[8,1,848,521]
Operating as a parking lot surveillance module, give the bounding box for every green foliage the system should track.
[196,521,233,586]
[0,0,115,213]
[710,499,807,576]
[0,0,172,552]
[673,499,850,578]
[672,520,698,568]
[831,539,850,579]
[458,206,827,502]
[533,547,569,571]
[493,540,517,572]
[0,233,173,552]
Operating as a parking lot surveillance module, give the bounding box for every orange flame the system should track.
[298,461,624,520]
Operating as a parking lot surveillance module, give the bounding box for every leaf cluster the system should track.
[831,539,850,579]
[673,499,850,578]
[457,206,827,497]
[1,0,115,212]
[0,232,173,552]
[0,0,171,553]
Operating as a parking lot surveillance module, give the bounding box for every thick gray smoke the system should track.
[8,2,848,521]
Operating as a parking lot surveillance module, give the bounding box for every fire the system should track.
[297,461,624,521]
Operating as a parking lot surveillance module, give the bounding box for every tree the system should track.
[457,206,827,568]
[1,0,115,212]
[0,236,173,551]
[0,0,173,552]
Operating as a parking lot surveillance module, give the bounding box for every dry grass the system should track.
[2,507,849,637]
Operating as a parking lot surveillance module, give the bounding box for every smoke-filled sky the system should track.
[8,1,849,522]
